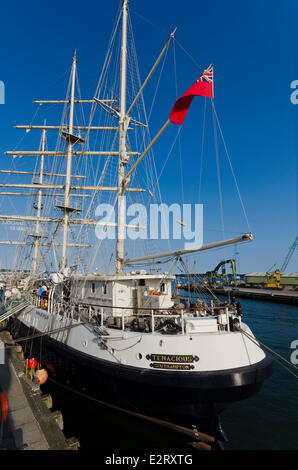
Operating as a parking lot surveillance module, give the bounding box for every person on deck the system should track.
[37,286,45,297]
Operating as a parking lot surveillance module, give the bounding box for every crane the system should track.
[206,259,237,287]
[264,237,297,289]
[280,237,298,272]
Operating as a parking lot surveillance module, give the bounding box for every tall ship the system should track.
[0,0,273,442]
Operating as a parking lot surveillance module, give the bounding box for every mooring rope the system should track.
[240,328,298,379]
[3,321,87,346]
[46,375,212,449]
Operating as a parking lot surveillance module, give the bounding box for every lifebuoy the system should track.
[149,289,161,296]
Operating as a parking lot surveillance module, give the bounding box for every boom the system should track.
[280,237,298,272]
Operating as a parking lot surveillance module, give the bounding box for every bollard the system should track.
[66,437,80,450]
[15,345,24,360]
[1,331,12,341]
[51,410,64,430]
[41,394,53,410]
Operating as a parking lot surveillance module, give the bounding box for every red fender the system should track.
[0,392,8,423]
[28,358,38,369]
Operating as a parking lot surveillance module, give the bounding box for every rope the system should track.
[152,125,182,193]
[173,38,203,71]
[73,301,231,312]
[198,98,207,204]
[240,328,298,379]
[130,9,167,35]
[109,335,142,352]
[212,101,225,242]
[4,321,87,345]
[173,42,184,205]
[211,101,251,233]
[45,375,209,449]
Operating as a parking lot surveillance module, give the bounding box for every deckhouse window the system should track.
[91,283,96,294]
[160,282,165,293]
[103,284,107,295]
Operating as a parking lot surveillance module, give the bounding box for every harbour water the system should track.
[221,297,298,450]
[41,297,298,450]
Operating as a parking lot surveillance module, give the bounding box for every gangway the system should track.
[0,297,30,324]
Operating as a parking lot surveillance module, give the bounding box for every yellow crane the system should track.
[265,269,281,289]
[206,259,237,287]
[265,237,297,289]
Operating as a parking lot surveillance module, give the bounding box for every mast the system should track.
[0,45,145,273]
[116,0,129,274]
[61,51,76,270]
[31,125,46,278]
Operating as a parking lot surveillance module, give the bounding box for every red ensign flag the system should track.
[170,64,214,125]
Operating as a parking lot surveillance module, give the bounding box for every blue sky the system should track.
[0,0,297,274]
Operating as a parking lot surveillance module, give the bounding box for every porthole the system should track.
[137,353,142,360]
[82,340,87,348]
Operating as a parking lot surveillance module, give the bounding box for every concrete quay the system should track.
[211,287,298,305]
[0,330,79,450]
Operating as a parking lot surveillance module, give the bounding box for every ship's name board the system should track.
[146,354,199,363]
[150,363,194,370]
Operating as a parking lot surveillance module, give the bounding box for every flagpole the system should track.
[124,118,171,185]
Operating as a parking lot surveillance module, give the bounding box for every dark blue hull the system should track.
[8,317,273,438]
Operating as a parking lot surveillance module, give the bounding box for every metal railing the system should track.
[70,302,236,335]
[26,293,237,335]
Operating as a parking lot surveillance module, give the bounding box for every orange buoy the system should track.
[36,368,48,385]
[0,392,8,423]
